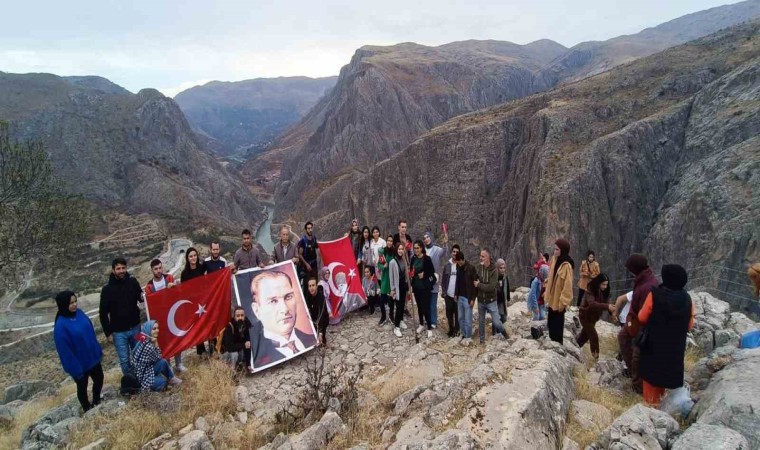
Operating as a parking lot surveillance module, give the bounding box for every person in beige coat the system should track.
[576,250,601,306]
[545,238,575,344]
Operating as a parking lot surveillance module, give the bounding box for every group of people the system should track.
[53,217,695,411]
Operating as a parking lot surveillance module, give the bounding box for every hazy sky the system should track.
[1,0,743,97]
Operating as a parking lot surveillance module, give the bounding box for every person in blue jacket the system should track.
[53,290,104,411]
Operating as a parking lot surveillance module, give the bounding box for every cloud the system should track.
[160,79,215,98]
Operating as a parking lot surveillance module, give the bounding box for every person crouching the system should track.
[221,307,253,372]
[133,320,182,392]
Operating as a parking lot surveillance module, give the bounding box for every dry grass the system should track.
[69,358,236,449]
[367,369,432,407]
[684,345,704,373]
[327,404,386,449]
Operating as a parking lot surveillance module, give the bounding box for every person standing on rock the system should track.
[346,219,363,266]
[423,231,446,329]
[298,222,320,289]
[234,229,264,271]
[496,258,510,325]
[144,259,186,373]
[181,247,216,356]
[370,226,385,268]
[203,241,228,273]
[533,253,549,277]
[411,240,436,338]
[454,251,478,346]
[389,242,411,337]
[359,226,374,279]
[273,226,300,265]
[619,253,658,393]
[576,250,601,307]
[638,265,694,406]
[305,278,329,346]
[376,234,395,327]
[441,245,461,337]
[545,239,574,344]
[133,320,182,392]
[528,264,549,320]
[54,291,103,411]
[475,249,509,343]
[99,257,144,375]
[575,274,615,360]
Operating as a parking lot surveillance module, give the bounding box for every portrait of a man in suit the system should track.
[249,269,317,368]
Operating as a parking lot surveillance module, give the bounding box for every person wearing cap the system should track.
[637,264,694,406]
[544,238,575,344]
[618,253,658,393]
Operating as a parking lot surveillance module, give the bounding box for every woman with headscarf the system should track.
[544,238,575,343]
[576,273,615,360]
[638,265,695,406]
[133,320,182,392]
[53,291,103,411]
[576,250,601,306]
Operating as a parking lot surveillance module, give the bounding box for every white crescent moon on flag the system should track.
[167,300,193,336]
[327,262,345,296]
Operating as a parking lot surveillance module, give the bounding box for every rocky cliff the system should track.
[349,21,760,299]
[175,76,337,158]
[0,72,264,232]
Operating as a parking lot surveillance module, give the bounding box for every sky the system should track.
[0,0,744,97]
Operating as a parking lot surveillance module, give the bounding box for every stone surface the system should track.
[571,400,613,432]
[672,423,750,450]
[562,437,581,450]
[594,404,679,450]
[389,417,435,449]
[3,380,56,404]
[288,411,345,450]
[79,438,108,450]
[178,430,214,450]
[194,416,209,432]
[142,433,173,450]
[691,347,760,448]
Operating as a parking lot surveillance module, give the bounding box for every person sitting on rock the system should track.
[133,320,182,392]
[575,274,615,360]
[220,307,253,372]
[53,290,104,411]
[637,265,695,406]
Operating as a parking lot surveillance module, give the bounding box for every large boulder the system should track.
[268,410,345,450]
[592,404,679,450]
[571,400,613,432]
[671,423,749,450]
[690,347,760,448]
[178,430,214,450]
[690,292,732,353]
[3,381,56,404]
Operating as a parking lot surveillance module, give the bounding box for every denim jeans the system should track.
[479,300,505,342]
[429,291,439,327]
[151,358,174,391]
[533,305,547,321]
[457,296,473,338]
[113,325,140,375]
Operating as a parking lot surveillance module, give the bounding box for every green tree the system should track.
[0,122,91,286]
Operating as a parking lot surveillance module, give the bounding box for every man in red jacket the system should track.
[144,259,186,372]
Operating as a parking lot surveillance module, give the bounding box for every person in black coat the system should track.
[637,264,694,406]
[99,257,143,375]
[221,307,253,372]
[304,278,329,346]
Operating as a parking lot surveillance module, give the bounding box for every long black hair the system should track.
[587,273,611,301]
[359,226,371,249]
[180,246,200,279]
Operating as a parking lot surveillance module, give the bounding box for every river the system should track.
[255,205,276,253]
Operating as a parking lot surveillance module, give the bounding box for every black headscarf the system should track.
[54,290,77,322]
[662,264,688,290]
[553,238,575,279]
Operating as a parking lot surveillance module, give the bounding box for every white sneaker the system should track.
[169,376,182,386]
[431,324,437,329]
[416,325,425,334]
[175,364,187,373]
[427,330,433,338]
[394,327,402,337]
[400,321,408,330]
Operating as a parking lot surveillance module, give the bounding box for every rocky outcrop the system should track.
[671,423,750,450]
[0,72,264,233]
[591,404,680,450]
[175,76,337,157]
[348,21,760,294]
[3,380,56,404]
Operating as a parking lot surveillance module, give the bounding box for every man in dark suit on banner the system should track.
[250,270,317,368]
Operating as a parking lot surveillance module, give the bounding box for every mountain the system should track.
[249,0,760,229]
[0,72,264,232]
[534,0,760,89]
[174,76,338,157]
[253,38,568,222]
[349,20,760,305]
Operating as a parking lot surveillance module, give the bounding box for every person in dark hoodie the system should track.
[475,248,508,343]
[638,265,694,406]
[411,240,436,338]
[221,307,253,372]
[575,274,615,360]
[99,257,144,375]
[544,239,574,344]
[454,251,478,346]
[305,278,329,346]
[54,291,103,411]
[618,253,659,393]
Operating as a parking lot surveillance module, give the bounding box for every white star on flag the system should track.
[195,304,207,317]
[348,268,356,278]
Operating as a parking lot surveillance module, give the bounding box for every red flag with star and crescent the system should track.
[318,236,367,324]
[145,267,232,359]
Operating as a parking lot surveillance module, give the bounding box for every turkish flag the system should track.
[318,236,367,324]
[145,267,231,359]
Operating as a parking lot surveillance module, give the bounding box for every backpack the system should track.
[120,373,140,396]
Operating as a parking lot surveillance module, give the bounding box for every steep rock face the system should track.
[534,0,760,88]
[349,21,759,293]
[175,76,337,157]
[255,39,568,225]
[0,73,263,232]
